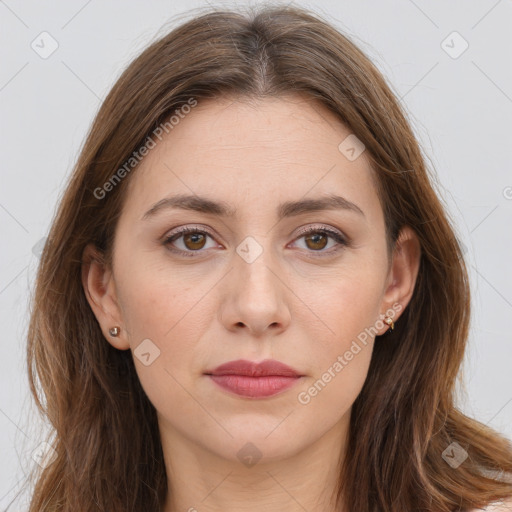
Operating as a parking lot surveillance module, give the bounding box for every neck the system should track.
[159,412,349,512]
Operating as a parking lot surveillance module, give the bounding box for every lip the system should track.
[205,359,303,398]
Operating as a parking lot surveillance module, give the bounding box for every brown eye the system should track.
[182,232,207,250]
[291,226,348,257]
[304,232,328,250]
[164,227,217,255]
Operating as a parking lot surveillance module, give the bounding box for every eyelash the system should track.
[162,224,348,258]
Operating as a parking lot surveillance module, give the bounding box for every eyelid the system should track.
[163,224,220,241]
[293,223,346,240]
[162,224,223,249]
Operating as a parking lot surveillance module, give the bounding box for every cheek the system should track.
[302,263,385,342]
[297,346,372,435]
[114,253,217,388]
[295,264,384,404]
[114,248,206,341]
[297,280,378,420]
[116,272,207,419]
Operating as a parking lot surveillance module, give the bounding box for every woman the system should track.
[22,4,512,512]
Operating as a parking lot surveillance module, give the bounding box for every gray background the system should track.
[1,0,511,505]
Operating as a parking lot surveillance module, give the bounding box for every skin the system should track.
[82,94,421,512]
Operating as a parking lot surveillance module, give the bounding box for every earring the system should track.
[109,326,121,337]
[384,317,394,331]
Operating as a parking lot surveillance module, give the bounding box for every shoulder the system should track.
[469,498,512,511]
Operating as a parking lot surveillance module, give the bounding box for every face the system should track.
[85,94,415,466]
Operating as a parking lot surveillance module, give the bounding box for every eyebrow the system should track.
[141,193,365,221]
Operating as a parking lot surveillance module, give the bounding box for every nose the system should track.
[219,245,292,337]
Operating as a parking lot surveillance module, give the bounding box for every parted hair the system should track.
[20,3,512,512]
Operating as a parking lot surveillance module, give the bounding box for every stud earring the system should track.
[109,326,121,337]
[384,317,395,331]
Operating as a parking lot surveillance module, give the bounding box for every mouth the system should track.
[204,359,303,399]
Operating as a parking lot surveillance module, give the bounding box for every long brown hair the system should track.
[20,3,512,511]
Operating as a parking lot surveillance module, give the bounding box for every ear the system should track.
[81,243,130,350]
[377,225,421,335]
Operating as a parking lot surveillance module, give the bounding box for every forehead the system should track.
[122,94,380,222]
